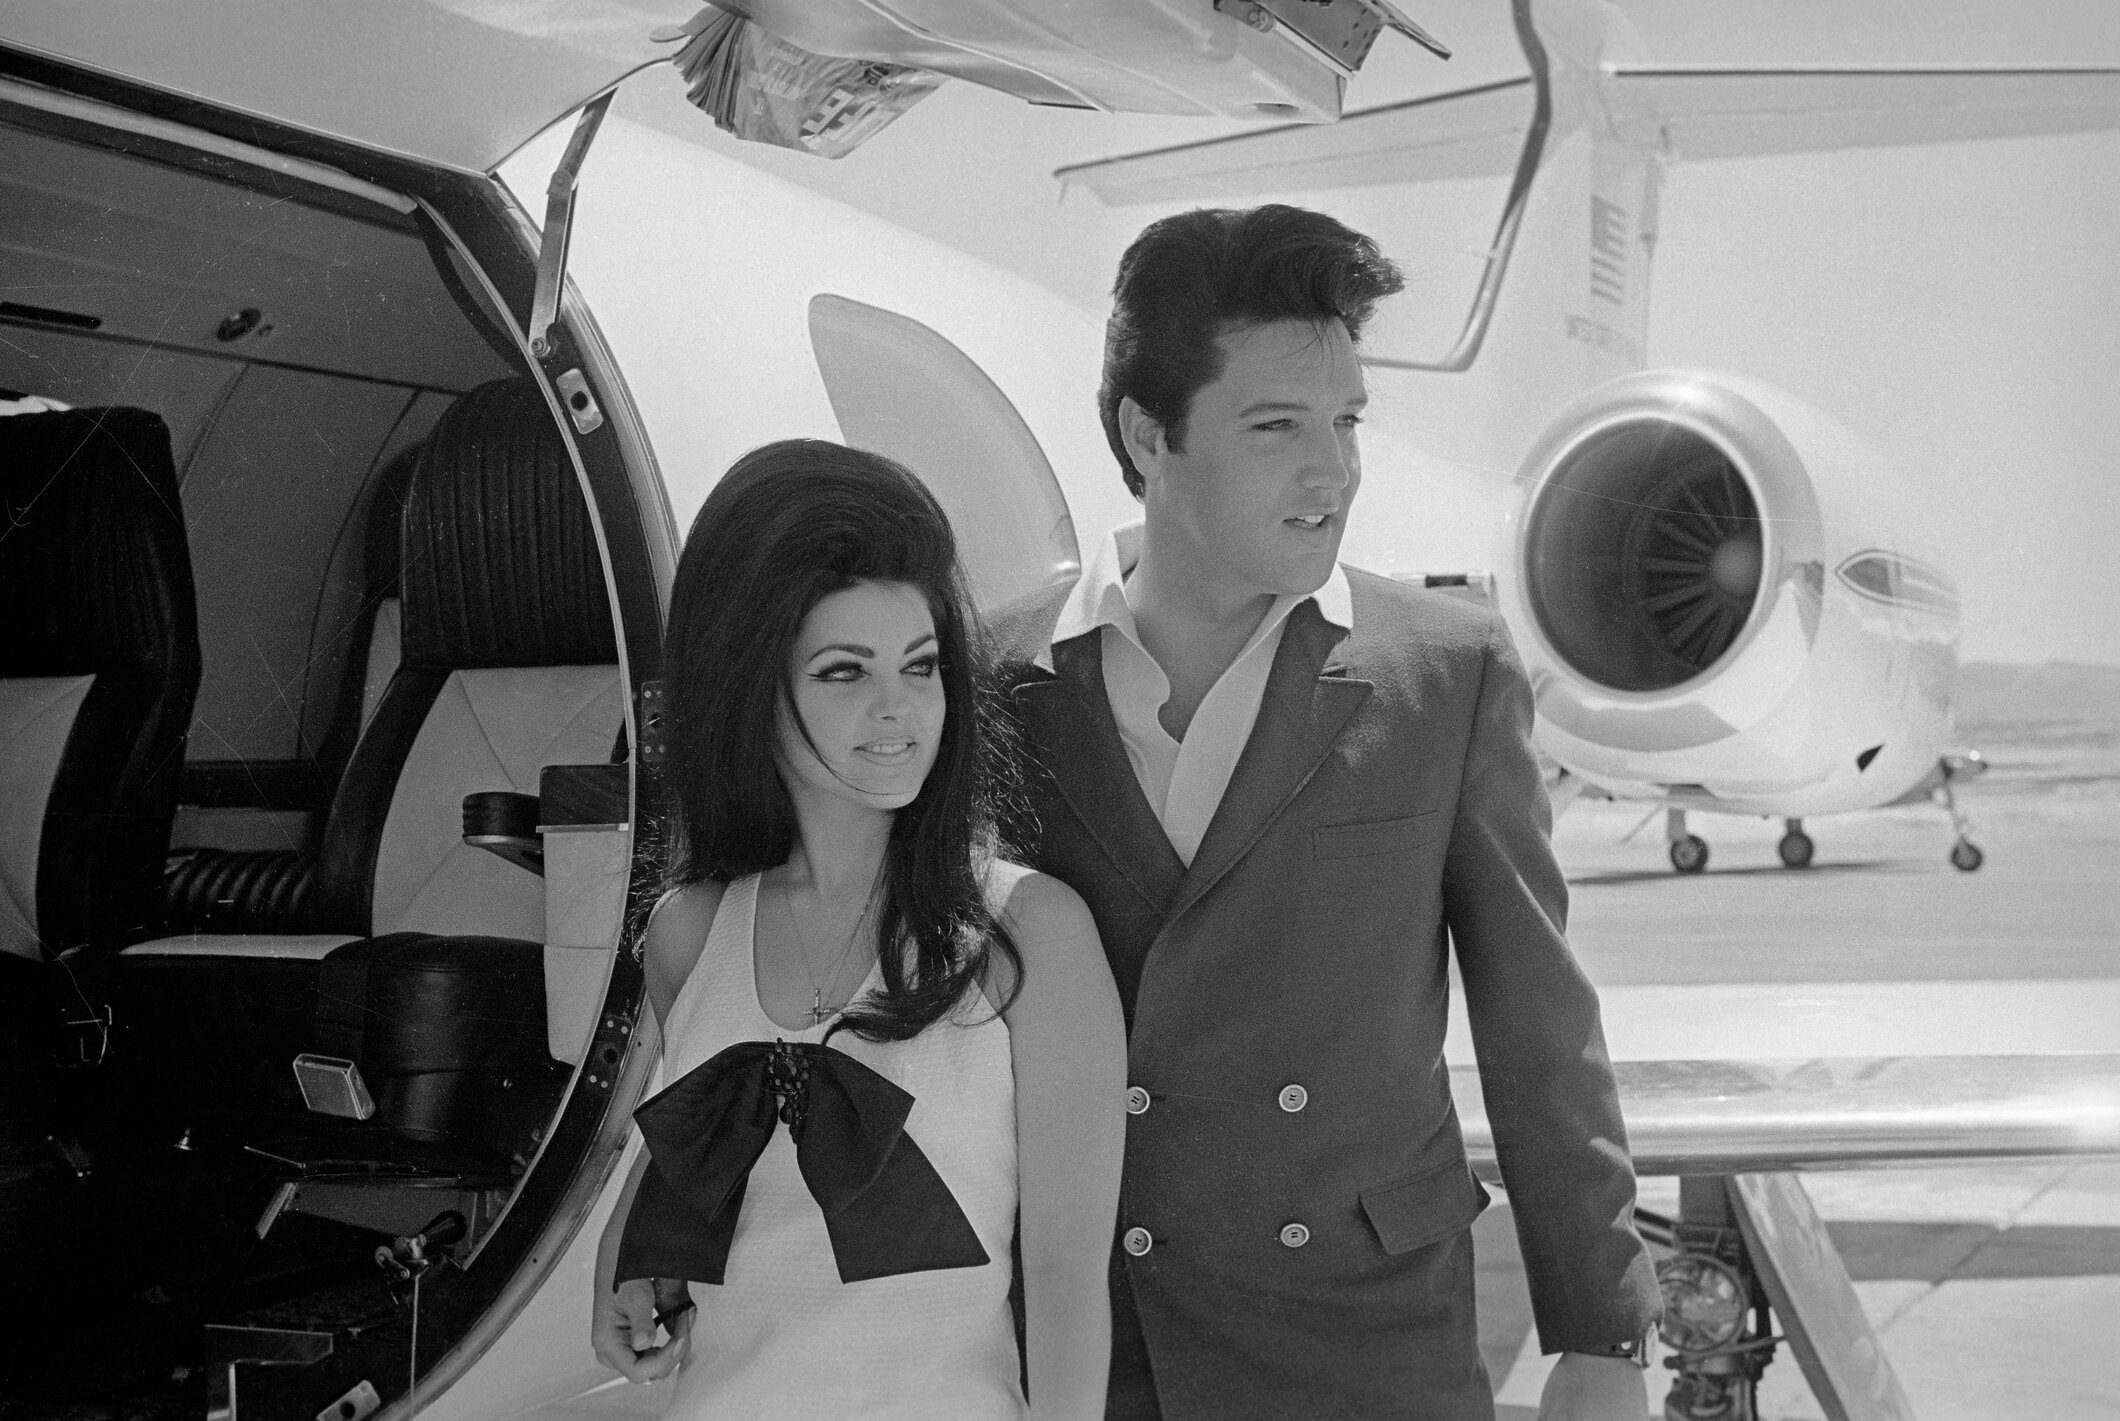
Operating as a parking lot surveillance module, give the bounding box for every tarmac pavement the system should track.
[1478,757,2120,1418]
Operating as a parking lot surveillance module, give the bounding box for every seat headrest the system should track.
[399,380,617,669]
[0,407,199,680]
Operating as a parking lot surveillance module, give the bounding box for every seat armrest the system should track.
[462,791,543,875]
[538,763,628,828]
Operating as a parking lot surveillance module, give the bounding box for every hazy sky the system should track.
[615,0,2120,666]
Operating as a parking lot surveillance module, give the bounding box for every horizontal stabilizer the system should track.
[1055,77,1534,203]
[1058,67,2120,204]
[1620,67,2120,162]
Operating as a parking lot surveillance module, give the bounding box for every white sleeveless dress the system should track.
[658,873,1026,1420]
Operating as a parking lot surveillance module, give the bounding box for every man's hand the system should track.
[591,1276,692,1383]
[1538,1351,1649,1420]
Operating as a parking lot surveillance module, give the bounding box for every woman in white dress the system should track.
[589,440,1125,1419]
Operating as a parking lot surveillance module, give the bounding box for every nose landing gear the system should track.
[1936,753,1985,872]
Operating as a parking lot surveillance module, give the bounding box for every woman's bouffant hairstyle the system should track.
[661,439,1019,1041]
[1099,203,1406,498]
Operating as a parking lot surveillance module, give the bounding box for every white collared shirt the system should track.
[1047,522,1354,867]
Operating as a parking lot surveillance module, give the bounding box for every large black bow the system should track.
[615,1040,990,1287]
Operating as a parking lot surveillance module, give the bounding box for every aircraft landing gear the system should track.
[1667,809,1709,874]
[1776,819,1814,869]
[1934,755,1985,872]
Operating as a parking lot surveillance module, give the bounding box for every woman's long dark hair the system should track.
[662,439,1019,1041]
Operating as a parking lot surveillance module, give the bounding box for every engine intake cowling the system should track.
[1524,418,1766,693]
[1501,371,1840,785]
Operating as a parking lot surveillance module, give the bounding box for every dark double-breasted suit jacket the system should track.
[990,568,1659,1420]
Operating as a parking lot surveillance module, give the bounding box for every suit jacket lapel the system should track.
[1172,602,1372,921]
[1011,632,1187,914]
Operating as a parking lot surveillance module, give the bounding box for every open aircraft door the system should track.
[0,3,1409,1416]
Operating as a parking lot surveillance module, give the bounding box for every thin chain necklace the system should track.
[780,868,882,1025]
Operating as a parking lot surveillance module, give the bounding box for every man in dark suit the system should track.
[989,206,1660,1420]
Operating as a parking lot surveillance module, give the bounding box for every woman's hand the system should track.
[591,1276,693,1383]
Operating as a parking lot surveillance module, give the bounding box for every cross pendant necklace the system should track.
[782,870,880,1027]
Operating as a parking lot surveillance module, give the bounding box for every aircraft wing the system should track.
[1447,978,2120,1175]
[1453,1054,2120,1178]
[1056,66,2120,203]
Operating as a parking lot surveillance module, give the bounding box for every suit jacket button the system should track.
[1125,1085,1151,1115]
[1123,1227,1154,1257]
[1279,1222,1310,1249]
[1277,1084,1308,1113]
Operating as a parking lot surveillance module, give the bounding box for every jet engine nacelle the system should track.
[1497,371,1961,816]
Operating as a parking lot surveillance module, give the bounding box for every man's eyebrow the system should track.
[1237,395,1368,418]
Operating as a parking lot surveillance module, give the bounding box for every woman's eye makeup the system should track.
[904,655,939,677]
[810,658,866,682]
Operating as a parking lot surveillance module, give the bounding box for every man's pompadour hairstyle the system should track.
[1098,204,1406,498]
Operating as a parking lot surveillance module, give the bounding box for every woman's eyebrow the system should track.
[807,642,875,661]
[903,632,937,654]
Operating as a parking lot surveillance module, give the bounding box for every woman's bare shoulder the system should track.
[983,858,1093,939]
[643,879,727,1023]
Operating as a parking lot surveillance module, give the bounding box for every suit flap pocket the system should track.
[1360,1160,1490,1255]
[1313,812,1440,861]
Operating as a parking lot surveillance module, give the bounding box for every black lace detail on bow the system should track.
[764,1039,813,1131]
[614,1040,990,1289]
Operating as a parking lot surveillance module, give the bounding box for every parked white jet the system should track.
[1059,0,2120,874]
[1,5,2115,1421]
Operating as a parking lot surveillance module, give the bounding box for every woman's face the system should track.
[779,579,947,816]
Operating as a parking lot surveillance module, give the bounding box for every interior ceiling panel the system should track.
[0,123,515,392]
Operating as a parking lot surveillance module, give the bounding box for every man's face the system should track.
[1132,317,1367,604]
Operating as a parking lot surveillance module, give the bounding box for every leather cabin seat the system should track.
[0,406,200,1036]
[0,407,198,1314]
[115,380,624,1169]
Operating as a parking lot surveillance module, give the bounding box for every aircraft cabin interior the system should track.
[1,95,655,1417]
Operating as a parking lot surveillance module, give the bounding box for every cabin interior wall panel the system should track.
[0,325,240,472]
[180,368,415,766]
[301,391,455,767]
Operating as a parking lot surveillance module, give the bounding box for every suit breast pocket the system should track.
[1311,811,1443,861]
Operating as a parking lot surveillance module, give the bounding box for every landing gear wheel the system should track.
[1777,831,1814,868]
[1950,839,1984,872]
[1669,835,1710,874]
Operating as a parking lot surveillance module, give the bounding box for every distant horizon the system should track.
[1963,657,2120,670]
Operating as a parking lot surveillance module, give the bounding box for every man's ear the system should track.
[1117,396,1169,487]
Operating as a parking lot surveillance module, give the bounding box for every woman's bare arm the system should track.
[588,880,725,1381]
[993,864,1126,1421]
